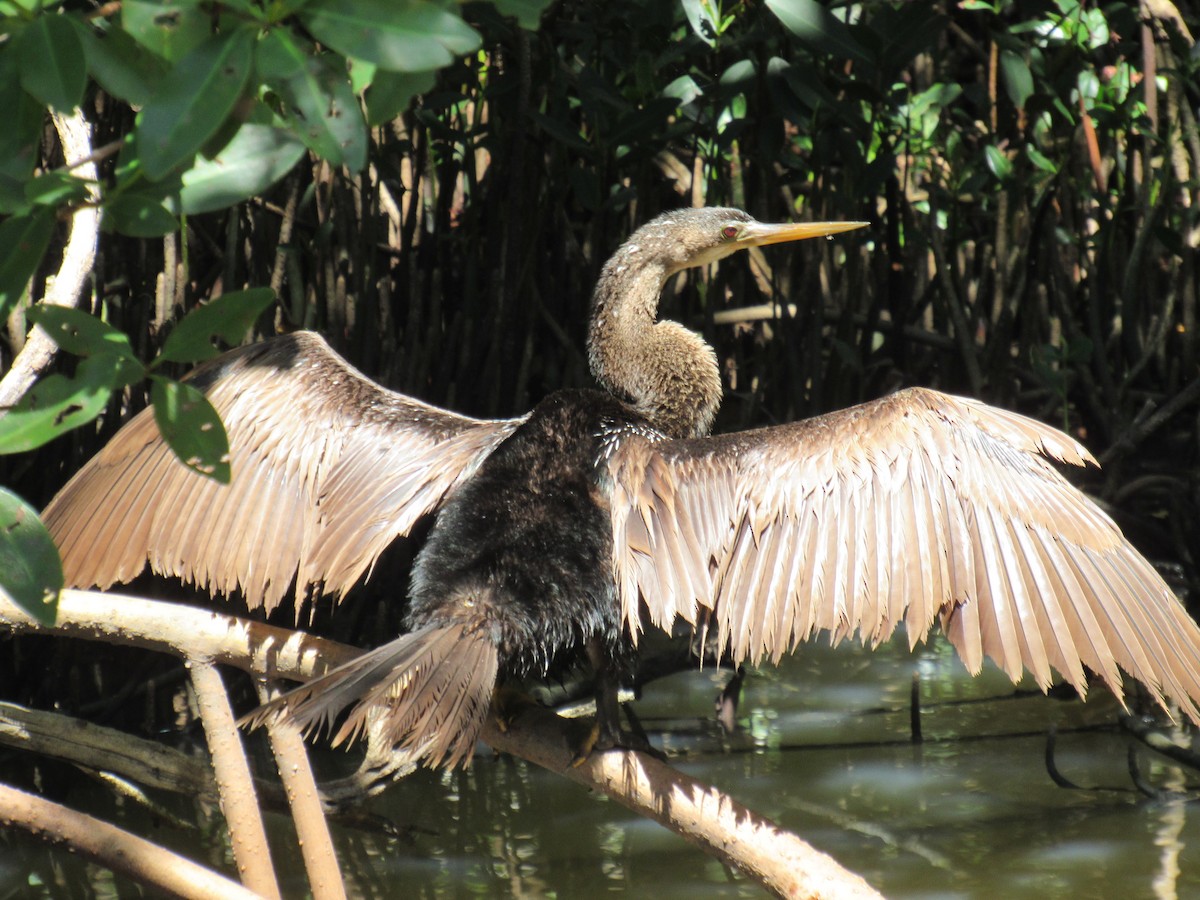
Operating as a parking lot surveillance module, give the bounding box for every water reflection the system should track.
[355,634,1199,898]
[5,633,1199,897]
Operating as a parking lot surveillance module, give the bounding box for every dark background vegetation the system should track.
[1,0,1199,891]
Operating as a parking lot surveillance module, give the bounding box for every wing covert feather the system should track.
[43,332,524,617]
[608,386,1200,723]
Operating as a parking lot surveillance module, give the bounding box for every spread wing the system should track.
[608,386,1200,722]
[43,332,525,617]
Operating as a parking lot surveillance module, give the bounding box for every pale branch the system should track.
[482,709,885,900]
[1,589,881,897]
[188,659,282,900]
[257,681,349,900]
[0,782,262,900]
[0,109,101,409]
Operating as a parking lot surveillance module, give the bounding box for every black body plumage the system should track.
[408,389,653,679]
[244,387,664,767]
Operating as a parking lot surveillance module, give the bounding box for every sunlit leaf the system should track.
[0,209,56,322]
[259,32,368,170]
[985,145,1013,180]
[150,376,231,483]
[301,0,481,73]
[765,0,870,64]
[0,488,62,626]
[0,353,140,453]
[73,18,170,107]
[17,14,87,112]
[174,124,306,215]
[23,171,90,208]
[1026,144,1057,174]
[26,306,138,360]
[122,0,210,61]
[157,287,276,364]
[680,0,719,47]
[719,59,756,91]
[348,57,376,94]
[663,74,703,107]
[137,28,256,181]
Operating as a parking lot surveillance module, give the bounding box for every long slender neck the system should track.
[587,244,722,440]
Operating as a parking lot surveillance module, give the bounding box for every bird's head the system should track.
[623,206,867,276]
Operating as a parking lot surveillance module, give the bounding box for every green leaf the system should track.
[0,59,44,183]
[0,487,62,626]
[137,28,256,181]
[348,57,376,94]
[999,49,1033,110]
[765,0,871,64]
[301,0,481,73]
[985,145,1013,181]
[0,209,56,322]
[680,0,719,47]
[103,192,182,237]
[0,175,29,216]
[259,32,368,170]
[365,68,436,125]
[0,353,140,453]
[17,14,87,112]
[174,123,306,215]
[23,171,90,208]
[488,0,554,30]
[122,0,210,62]
[663,74,703,107]
[157,287,275,364]
[26,306,138,360]
[1026,144,1057,174]
[150,376,231,482]
[73,18,170,107]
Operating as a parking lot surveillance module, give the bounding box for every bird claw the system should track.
[570,707,664,766]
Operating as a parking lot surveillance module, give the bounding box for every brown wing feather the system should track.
[42,332,524,617]
[609,386,1200,723]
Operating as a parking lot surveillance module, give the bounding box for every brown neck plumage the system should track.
[587,233,722,440]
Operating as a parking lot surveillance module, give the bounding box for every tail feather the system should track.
[242,622,499,769]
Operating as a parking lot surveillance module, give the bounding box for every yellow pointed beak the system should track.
[739,220,869,247]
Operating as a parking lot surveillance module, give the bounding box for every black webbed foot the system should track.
[571,635,664,765]
[570,705,665,766]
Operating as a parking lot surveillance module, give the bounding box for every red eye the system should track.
[722,226,738,239]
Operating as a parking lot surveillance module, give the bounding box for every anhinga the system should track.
[42,207,1200,770]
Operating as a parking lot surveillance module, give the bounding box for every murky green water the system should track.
[312,635,1200,898]
[6,634,1199,897]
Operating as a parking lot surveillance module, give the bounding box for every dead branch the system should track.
[0,700,216,799]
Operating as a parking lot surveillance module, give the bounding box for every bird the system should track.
[41,206,1200,771]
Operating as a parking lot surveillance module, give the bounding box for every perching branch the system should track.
[1,589,880,898]
[482,708,885,900]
